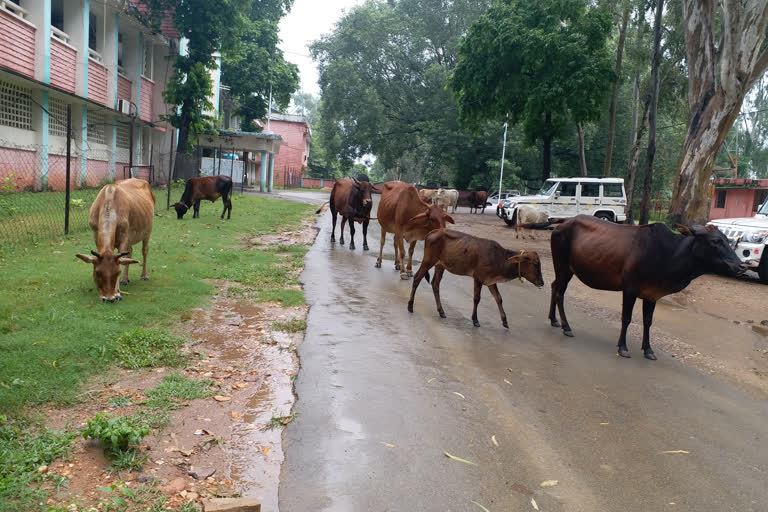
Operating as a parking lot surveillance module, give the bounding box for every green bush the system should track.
[82,413,149,454]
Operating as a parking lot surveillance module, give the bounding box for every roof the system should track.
[200,130,282,154]
[712,178,768,188]
[267,112,311,125]
[546,177,624,183]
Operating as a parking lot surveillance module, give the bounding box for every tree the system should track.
[450,0,616,181]
[603,0,632,176]
[668,0,768,225]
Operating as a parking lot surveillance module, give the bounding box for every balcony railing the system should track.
[51,26,70,45]
[0,0,28,20]
[88,48,103,63]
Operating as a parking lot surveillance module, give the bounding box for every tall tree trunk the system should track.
[577,122,588,176]
[628,74,639,152]
[603,1,631,176]
[625,94,650,224]
[639,0,664,225]
[668,0,768,225]
[173,99,198,180]
[542,111,552,181]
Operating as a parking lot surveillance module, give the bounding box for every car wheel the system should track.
[758,250,768,285]
[504,216,515,226]
[595,212,614,222]
[496,206,502,217]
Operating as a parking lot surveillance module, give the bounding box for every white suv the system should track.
[500,177,627,224]
[708,200,768,284]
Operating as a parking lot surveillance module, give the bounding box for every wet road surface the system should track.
[280,199,768,512]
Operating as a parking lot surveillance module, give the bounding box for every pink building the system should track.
[255,113,311,187]
[709,178,768,221]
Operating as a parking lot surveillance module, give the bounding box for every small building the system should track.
[709,178,768,221]
[255,113,311,187]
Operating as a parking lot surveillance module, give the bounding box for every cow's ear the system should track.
[507,254,524,264]
[118,257,140,265]
[675,224,694,236]
[445,215,455,224]
[76,253,97,264]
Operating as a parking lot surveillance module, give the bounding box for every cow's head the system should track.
[352,177,376,211]
[507,251,544,288]
[676,224,744,276]
[408,204,455,232]
[172,202,189,219]
[75,250,138,302]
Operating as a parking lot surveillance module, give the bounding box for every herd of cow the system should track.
[324,177,745,360]
[73,174,745,362]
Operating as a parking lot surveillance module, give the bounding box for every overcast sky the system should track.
[278,0,364,96]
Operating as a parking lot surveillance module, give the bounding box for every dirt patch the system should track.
[40,224,319,511]
[450,211,768,397]
[245,217,319,249]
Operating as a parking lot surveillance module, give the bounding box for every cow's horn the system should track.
[116,251,130,258]
[90,250,101,259]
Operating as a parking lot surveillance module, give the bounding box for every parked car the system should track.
[487,190,521,216]
[499,177,627,225]
[708,200,768,284]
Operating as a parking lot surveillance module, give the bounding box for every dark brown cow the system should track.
[322,177,377,250]
[549,215,744,360]
[375,181,455,279]
[408,229,544,327]
[76,178,154,302]
[457,190,488,214]
[173,175,232,219]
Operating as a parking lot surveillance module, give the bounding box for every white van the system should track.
[499,177,627,225]
[708,200,768,284]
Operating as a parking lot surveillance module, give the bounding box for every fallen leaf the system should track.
[380,442,395,448]
[262,446,271,456]
[540,480,558,487]
[453,392,466,399]
[444,451,478,466]
[427,378,436,383]
[662,450,689,454]
[600,422,610,425]
[230,411,240,420]
[33,341,48,346]
[213,395,232,402]
[193,429,204,435]
[491,435,499,447]
[504,379,513,386]
[531,498,539,510]
[471,500,491,512]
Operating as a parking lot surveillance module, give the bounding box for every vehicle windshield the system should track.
[537,181,558,196]
[759,200,768,215]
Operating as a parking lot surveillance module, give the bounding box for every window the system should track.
[89,12,97,51]
[558,182,577,197]
[117,33,124,69]
[754,190,767,212]
[715,189,727,209]
[580,183,600,197]
[0,80,33,131]
[51,0,64,31]
[87,109,106,145]
[603,183,623,198]
[116,123,130,149]
[142,41,153,80]
[48,96,69,137]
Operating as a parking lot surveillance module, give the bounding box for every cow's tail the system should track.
[315,201,330,215]
[519,218,566,230]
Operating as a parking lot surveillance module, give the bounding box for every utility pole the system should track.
[498,120,508,202]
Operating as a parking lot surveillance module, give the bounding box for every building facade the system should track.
[709,178,768,221]
[259,112,311,186]
[0,0,179,191]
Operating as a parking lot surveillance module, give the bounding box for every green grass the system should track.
[114,328,186,369]
[143,374,215,411]
[0,191,312,414]
[272,318,307,333]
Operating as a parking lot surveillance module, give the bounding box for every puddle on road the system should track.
[187,282,304,511]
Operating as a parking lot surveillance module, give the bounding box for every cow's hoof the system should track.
[503,320,509,329]
[120,280,129,286]
[407,270,413,277]
[407,302,413,313]
[375,262,381,268]
[330,237,335,243]
[473,320,480,328]
[340,240,345,245]
[400,274,410,280]
[141,276,149,281]
[395,264,401,271]
[618,348,631,358]
[363,245,369,251]
[551,320,561,328]
[438,310,446,319]
[644,350,657,361]
[349,244,355,250]
[563,329,574,338]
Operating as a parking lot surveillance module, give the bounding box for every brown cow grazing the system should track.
[375,181,455,279]
[322,177,377,250]
[173,175,232,219]
[75,178,155,302]
[408,229,544,327]
[549,215,744,360]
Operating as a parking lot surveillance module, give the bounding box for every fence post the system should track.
[65,104,71,235]
[167,129,175,210]
[149,144,154,184]
[218,144,222,175]
[242,151,248,194]
[230,146,235,179]
[128,120,133,180]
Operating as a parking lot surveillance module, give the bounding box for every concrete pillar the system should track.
[110,115,117,181]
[80,103,88,187]
[268,152,274,192]
[259,150,267,192]
[320,178,324,189]
[135,31,142,119]
[300,177,304,188]
[105,10,119,109]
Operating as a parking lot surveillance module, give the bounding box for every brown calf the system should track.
[75,178,155,302]
[408,229,544,327]
[173,175,232,219]
[375,181,455,279]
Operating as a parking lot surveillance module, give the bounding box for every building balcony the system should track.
[87,54,108,106]
[140,77,153,122]
[0,2,36,79]
[117,73,132,107]
[50,29,77,93]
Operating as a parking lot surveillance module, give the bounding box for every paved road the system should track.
[280,200,768,512]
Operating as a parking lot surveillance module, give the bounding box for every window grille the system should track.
[142,41,153,80]
[48,96,68,137]
[116,122,130,149]
[87,109,106,144]
[0,80,33,131]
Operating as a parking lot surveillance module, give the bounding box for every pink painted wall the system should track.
[88,60,108,106]
[85,160,109,188]
[0,10,36,78]
[254,119,310,185]
[0,147,36,191]
[140,78,153,122]
[710,189,758,221]
[48,155,80,191]
[51,38,77,93]
[117,75,132,105]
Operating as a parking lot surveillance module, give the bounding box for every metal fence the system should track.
[0,105,173,245]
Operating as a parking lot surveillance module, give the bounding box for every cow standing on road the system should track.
[408,229,544,327]
[548,215,744,359]
[457,190,488,214]
[76,178,155,302]
[173,175,232,220]
[375,181,455,279]
[323,177,377,250]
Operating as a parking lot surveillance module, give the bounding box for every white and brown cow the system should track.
[76,178,155,302]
